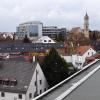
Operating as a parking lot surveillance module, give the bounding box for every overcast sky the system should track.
[0,0,100,32]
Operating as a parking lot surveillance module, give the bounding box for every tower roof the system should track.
[84,12,89,19]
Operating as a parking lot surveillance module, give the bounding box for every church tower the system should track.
[84,12,89,38]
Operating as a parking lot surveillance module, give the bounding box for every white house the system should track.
[62,46,96,69]
[62,55,83,69]
[0,60,49,100]
[75,46,96,61]
[35,36,55,43]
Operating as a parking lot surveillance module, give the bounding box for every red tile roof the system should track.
[75,46,93,55]
[70,27,82,34]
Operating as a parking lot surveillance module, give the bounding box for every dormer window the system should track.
[44,40,46,42]
[10,79,17,86]
[22,47,24,50]
[15,47,18,49]
[7,47,11,50]
[49,40,51,42]
[3,78,10,86]
[0,78,17,87]
[0,78,2,84]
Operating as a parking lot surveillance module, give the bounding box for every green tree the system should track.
[55,34,65,42]
[89,31,98,45]
[23,35,31,43]
[41,48,70,87]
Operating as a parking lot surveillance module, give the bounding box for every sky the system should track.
[0,0,100,32]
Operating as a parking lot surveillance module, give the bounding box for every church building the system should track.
[84,13,89,38]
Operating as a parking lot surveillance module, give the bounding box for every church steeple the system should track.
[84,12,89,38]
[84,12,89,20]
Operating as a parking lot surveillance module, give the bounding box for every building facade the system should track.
[42,26,67,39]
[84,13,89,38]
[16,21,43,40]
[35,36,55,43]
[73,46,96,69]
[0,61,48,100]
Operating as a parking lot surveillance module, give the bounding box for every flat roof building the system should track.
[42,26,67,40]
[16,21,43,40]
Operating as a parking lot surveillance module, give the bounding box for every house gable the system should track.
[26,63,49,100]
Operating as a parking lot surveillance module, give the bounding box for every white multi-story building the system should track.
[0,60,48,100]
[16,21,43,40]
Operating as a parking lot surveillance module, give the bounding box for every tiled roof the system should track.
[75,46,93,55]
[0,43,64,53]
[70,27,82,34]
[0,60,37,94]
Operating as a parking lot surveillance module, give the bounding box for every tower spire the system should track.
[84,12,89,38]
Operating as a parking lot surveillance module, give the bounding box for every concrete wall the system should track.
[62,56,72,63]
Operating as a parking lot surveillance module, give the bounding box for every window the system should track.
[92,52,94,55]
[29,93,32,99]
[1,92,5,97]
[49,40,51,42]
[0,79,2,84]
[34,91,38,97]
[34,81,36,86]
[40,90,42,94]
[7,47,11,50]
[19,94,22,99]
[15,47,18,49]
[44,40,47,42]
[44,88,46,92]
[40,80,42,85]
[10,79,17,86]
[29,25,38,37]
[22,47,24,50]
[4,79,10,86]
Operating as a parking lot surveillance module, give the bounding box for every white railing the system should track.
[33,59,99,100]
[55,64,100,100]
